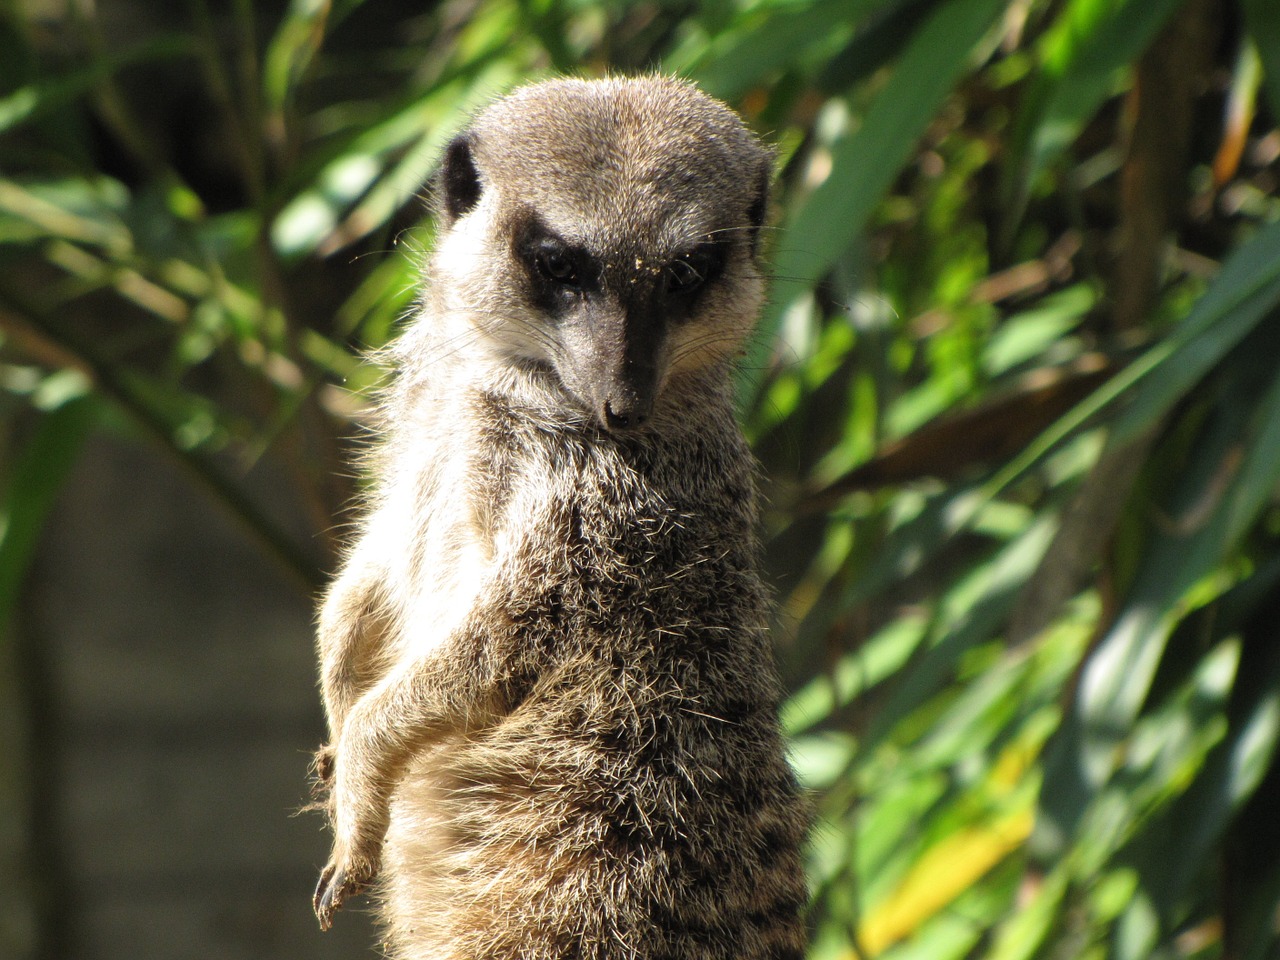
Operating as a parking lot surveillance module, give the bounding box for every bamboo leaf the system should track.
[0,397,96,623]
[753,0,1008,373]
[1243,0,1280,119]
[1000,0,1186,237]
[688,0,884,101]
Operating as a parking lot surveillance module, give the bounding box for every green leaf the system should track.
[987,218,1280,498]
[0,35,194,135]
[271,60,518,256]
[1243,0,1280,120]
[1037,321,1280,862]
[0,177,132,256]
[263,0,335,111]
[783,615,926,736]
[797,486,984,656]
[1110,223,1280,447]
[1119,650,1280,951]
[687,0,883,101]
[0,397,96,625]
[1000,0,1186,240]
[816,0,946,95]
[753,0,1008,377]
[325,64,518,254]
[986,869,1071,960]
[864,513,1057,751]
[982,284,1095,376]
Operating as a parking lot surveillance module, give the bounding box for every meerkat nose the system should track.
[602,397,650,431]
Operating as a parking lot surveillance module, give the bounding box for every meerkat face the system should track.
[427,77,772,432]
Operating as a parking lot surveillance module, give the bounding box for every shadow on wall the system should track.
[21,433,375,960]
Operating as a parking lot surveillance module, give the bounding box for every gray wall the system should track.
[22,433,376,959]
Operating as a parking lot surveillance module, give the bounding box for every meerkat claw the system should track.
[313,863,338,930]
[313,862,360,931]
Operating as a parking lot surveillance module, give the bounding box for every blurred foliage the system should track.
[2,0,1280,957]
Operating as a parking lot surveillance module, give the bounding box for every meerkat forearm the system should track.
[316,559,397,739]
[336,622,504,789]
[316,615,505,929]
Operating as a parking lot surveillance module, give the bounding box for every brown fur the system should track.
[312,76,808,959]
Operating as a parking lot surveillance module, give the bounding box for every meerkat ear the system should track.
[438,133,482,226]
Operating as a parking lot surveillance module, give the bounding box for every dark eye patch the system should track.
[534,241,583,289]
[514,216,600,312]
[663,242,725,298]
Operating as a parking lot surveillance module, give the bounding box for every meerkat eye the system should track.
[664,252,712,295]
[537,247,580,288]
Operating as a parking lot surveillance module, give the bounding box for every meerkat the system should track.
[311,75,809,960]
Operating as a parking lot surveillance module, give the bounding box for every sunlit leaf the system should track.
[1001,0,1186,238]
[783,615,927,736]
[1243,0,1280,119]
[864,514,1056,750]
[982,284,1095,376]
[753,0,1008,374]
[263,0,334,110]
[860,809,1032,953]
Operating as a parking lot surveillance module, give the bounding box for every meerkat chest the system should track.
[381,433,507,659]
[426,513,491,634]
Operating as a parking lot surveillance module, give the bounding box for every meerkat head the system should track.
[426,76,772,432]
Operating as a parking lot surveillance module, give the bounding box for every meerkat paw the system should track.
[313,848,378,931]
[314,772,386,928]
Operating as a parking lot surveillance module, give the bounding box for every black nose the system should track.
[603,398,650,431]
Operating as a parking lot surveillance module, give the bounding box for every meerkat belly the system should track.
[380,646,809,960]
